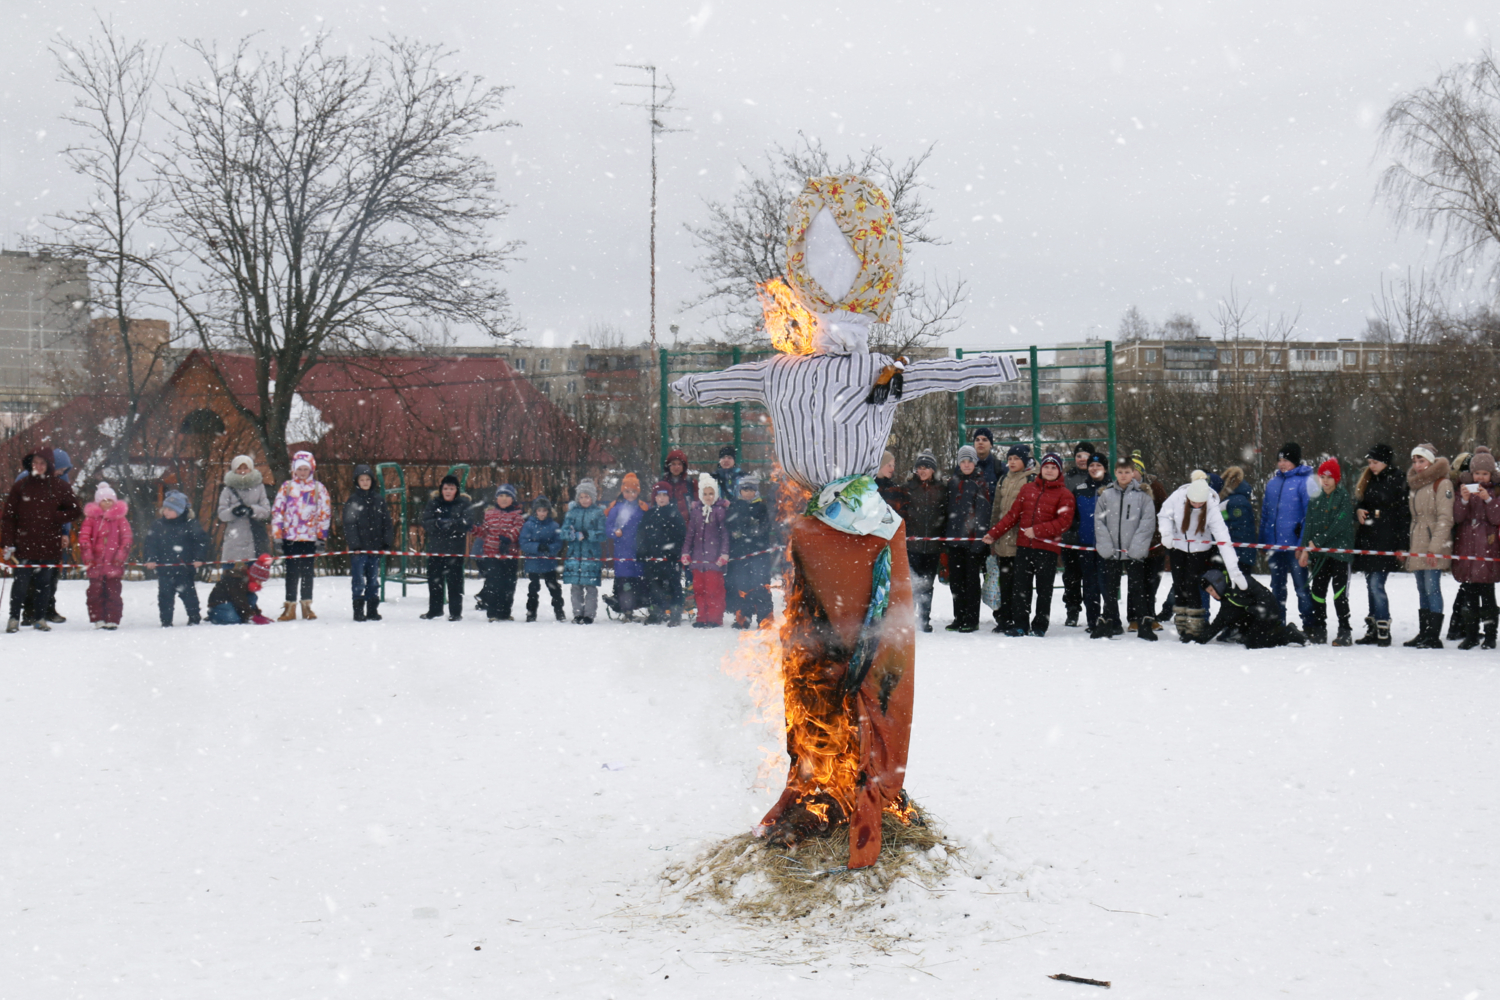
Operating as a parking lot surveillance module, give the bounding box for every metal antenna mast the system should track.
[616,64,684,348]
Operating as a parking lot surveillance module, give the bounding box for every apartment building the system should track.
[0,250,89,434]
[1056,336,1403,388]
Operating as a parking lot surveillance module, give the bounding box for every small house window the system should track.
[1144,349,1158,364]
[1343,351,1358,366]
[1219,350,1234,364]
[566,359,578,372]
[513,357,526,372]
[1242,350,1258,364]
[538,357,552,372]
[1369,352,1383,366]
[1268,350,1282,364]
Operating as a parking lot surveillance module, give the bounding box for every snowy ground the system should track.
[2,572,1497,999]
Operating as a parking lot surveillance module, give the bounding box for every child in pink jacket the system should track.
[78,482,132,628]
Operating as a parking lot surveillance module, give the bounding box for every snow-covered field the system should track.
[2,573,1496,999]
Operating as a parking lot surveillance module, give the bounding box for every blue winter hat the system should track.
[496,484,518,499]
[51,448,72,472]
[1208,472,1225,494]
[162,490,189,516]
[532,494,552,510]
[736,474,761,494]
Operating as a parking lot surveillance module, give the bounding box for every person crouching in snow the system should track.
[683,473,730,627]
[144,490,209,627]
[78,482,131,629]
[603,474,646,621]
[1196,568,1308,648]
[1158,472,1247,642]
[561,479,606,624]
[520,497,567,622]
[983,452,1076,637]
[1297,458,1356,646]
[271,450,331,620]
[638,484,686,625]
[726,473,773,629]
[421,475,471,621]
[207,555,274,624]
[478,485,525,622]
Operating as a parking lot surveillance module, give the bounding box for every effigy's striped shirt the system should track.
[671,352,1021,491]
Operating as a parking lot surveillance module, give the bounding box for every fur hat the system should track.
[1469,446,1496,477]
[1411,443,1437,464]
[575,479,598,500]
[697,472,718,498]
[94,482,117,503]
[914,450,938,471]
[1366,443,1395,465]
[1317,458,1343,484]
[957,445,978,464]
[620,472,641,492]
[1278,442,1302,466]
[231,454,256,473]
[971,426,994,444]
[162,491,189,516]
[1186,478,1213,503]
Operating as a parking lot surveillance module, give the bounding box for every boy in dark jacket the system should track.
[144,490,210,627]
[711,445,743,502]
[343,463,394,621]
[902,450,948,632]
[420,475,471,621]
[1197,568,1308,648]
[945,445,992,633]
[519,496,566,622]
[1069,453,1109,631]
[726,474,773,628]
[638,484,686,625]
[479,485,525,621]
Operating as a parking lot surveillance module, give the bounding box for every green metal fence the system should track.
[658,347,776,472]
[955,342,1116,463]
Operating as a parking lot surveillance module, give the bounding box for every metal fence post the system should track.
[1105,340,1117,465]
[954,347,967,448]
[658,348,671,469]
[1029,345,1042,457]
[731,345,742,461]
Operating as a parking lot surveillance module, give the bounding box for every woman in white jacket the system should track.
[1159,472,1248,641]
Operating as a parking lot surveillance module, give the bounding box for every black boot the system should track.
[1332,621,1353,647]
[353,598,366,622]
[1445,608,1463,642]
[366,598,383,621]
[1137,616,1158,641]
[1353,615,1379,645]
[1457,608,1482,650]
[1089,618,1117,639]
[1414,610,1445,649]
[1485,615,1498,650]
[1402,610,1429,647]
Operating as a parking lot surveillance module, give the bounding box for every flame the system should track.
[757,278,817,355]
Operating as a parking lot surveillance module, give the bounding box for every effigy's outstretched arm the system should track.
[670,359,774,406]
[899,353,1021,399]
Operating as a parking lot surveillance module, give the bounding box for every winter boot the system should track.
[1484,615,1498,650]
[1445,605,1464,642]
[5,618,17,634]
[525,611,537,623]
[555,607,568,622]
[1029,615,1049,637]
[45,611,66,624]
[1353,616,1380,645]
[1374,619,1391,647]
[300,600,317,621]
[1172,606,1192,642]
[353,599,366,623]
[1414,610,1445,649]
[1305,623,1327,645]
[1064,612,1080,628]
[1332,621,1354,647]
[1137,616,1158,641]
[1183,607,1207,643]
[1089,618,1118,639]
[1457,608,1482,650]
[1402,610,1427,647]
[277,601,298,622]
[33,618,50,631]
[366,599,382,621]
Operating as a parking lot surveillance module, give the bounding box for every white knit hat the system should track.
[94,482,117,503]
[1190,469,1209,481]
[1411,444,1437,464]
[698,472,718,498]
[1186,479,1213,503]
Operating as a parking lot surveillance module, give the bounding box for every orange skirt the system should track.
[758,516,916,869]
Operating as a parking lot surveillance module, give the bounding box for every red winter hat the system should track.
[248,553,273,582]
[1317,458,1342,484]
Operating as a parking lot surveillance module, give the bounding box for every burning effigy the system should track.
[672,174,1021,869]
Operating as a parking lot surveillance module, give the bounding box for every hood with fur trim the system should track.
[1407,456,1451,492]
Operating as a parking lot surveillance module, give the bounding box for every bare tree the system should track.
[36,23,173,491]
[1379,49,1500,284]
[57,33,521,483]
[1117,305,1151,342]
[684,135,956,349]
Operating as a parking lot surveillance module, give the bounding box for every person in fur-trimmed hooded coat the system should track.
[1450,445,1500,648]
[79,483,131,627]
[218,455,270,563]
[1404,444,1454,648]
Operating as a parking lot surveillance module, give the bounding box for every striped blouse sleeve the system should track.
[670,359,773,405]
[900,353,1021,399]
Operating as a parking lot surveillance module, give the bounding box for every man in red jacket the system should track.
[983,452,1076,636]
[3,448,82,633]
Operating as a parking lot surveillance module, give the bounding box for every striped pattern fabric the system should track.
[671,352,1021,491]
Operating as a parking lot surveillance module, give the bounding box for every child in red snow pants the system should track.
[86,578,124,625]
[691,569,726,625]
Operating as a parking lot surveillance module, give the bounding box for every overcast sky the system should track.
[1,1,1493,351]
